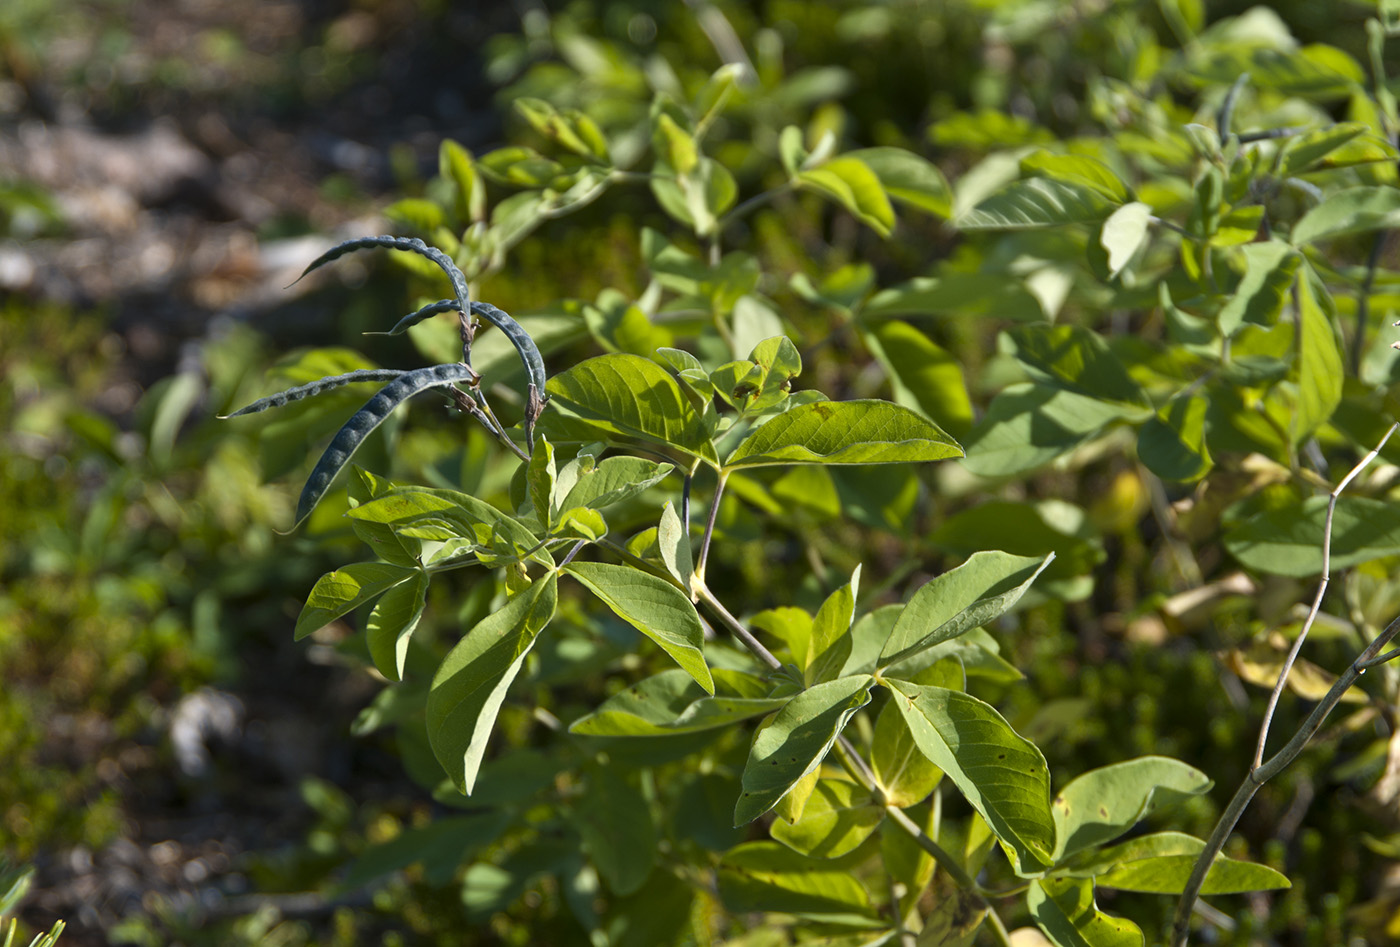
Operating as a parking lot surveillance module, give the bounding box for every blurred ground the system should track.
[0,1,519,942]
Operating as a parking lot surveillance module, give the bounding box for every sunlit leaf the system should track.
[1027,878,1142,947]
[726,400,962,468]
[1051,757,1212,862]
[295,562,417,641]
[1291,185,1400,244]
[717,841,880,922]
[770,778,884,858]
[957,178,1118,230]
[1291,263,1343,442]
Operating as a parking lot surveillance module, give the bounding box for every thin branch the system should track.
[1236,126,1310,143]
[1217,73,1249,142]
[1252,422,1399,770]
[1352,231,1386,376]
[694,469,729,583]
[693,580,781,669]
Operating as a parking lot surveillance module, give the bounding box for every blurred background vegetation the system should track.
[3,0,1399,945]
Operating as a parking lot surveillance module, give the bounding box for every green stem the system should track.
[694,469,729,584]
[693,579,781,669]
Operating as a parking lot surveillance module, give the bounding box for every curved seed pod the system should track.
[468,301,550,403]
[295,235,472,312]
[367,299,460,337]
[220,369,406,418]
[295,362,478,528]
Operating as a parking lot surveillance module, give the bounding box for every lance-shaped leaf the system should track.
[1224,496,1400,577]
[220,369,406,418]
[1277,123,1370,178]
[1098,202,1151,279]
[717,841,880,922]
[871,694,943,808]
[576,764,657,896]
[807,565,860,685]
[1051,757,1212,862]
[546,354,719,465]
[526,436,557,530]
[1028,878,1143,947]
[879,552,1054,668]
[796,156,896,236]
[565,561,713,693]
[427,574,558,794]
[569,669,784,736]
[657,501,694,593]
[1004,325,1149,410]
[884,679,1055,874]
[294,562,417,640]
[347,488,550,567]
[557,456,675,512]
[366,571,429,681]
[769,778,884,859]
[863,320,973,439]
[1291,185,1400,245]
[734,676,874,825]
[294,363,479,527]
[1062,832,1289,894]
[957,177,1118,230]
[847,146,952,218]
[726,400,962,468]
[1291,263,1343,443]
[961,385,1134,479]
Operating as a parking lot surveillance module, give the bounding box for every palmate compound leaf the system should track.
[426,573,558,794]
[1060,831,1289,895]
[734,676,875,826]
[884,679,1055,875]
[1028,878,1143,947]
[544,354,720,465]
[878,552,1054,669]
[1050,757,1212,862]
[292,363,480,528]
[725,400,962,468]
[564,561,713,694]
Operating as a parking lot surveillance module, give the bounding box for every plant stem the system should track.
[694,469,728,584]
[1352,231,1385,376]
[693,579,781,669]
[1252,422,1398,769]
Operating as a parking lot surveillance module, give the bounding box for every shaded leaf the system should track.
[1216,241,1299,338]
[1004,324,1149,409]
[770,778,884,859]
[734,676,875,825]
[1137,392,1213,482]
[863,320,973,439]
[576,764,656,895]
[1028,878,1142,947]
[1051,757,1212,862]
[1291,263,1343,442]
[872,697,943,808]
[341,813,510,890]
[366,571,429,681]
[1224,496,1400,577]
[427,574,558,794]
[957,178,1118,230]
[569,669,783,736]
[847,147,952,218]
[808,565,860,685]
[717,841,880,923]
[1291,185,1400,244]
[961,385,1135,478]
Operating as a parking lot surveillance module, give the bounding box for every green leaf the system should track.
[657,501,694,594]
[545,354,720,465]
[347,488,550,567]
[565,561,713,693]
[347,467,422,566]
[770,778,884,858]
[366,571,429,681]
[931,500,1104,586]
[526,435,557,531]
[879,552,1054,668]
[726,400,962,468]
[734,676,874,825]
[961,385,1135,479]
[340,813,510,890]
[957,178,1118,230]
[1004,325,1149,409]
[554,506,607,541]
[797,156,896,236]
[885,679,1055,874]
[1291,264,1343,442]
[1277,123,1367,178]
[569,669,785,737]
[556,455,675,512]
[808,565,860,685]
[1137,392,1213,482]
[576,764,657,895]
[1188,42,1363,100]
[1028,878,1143,947]
[439,139,484,222]
[863,321,973,439]
[1068,832,1289,894]
[862,273,1044,322]
[1216,241,1300,338]
[427,574,558,794]
[847,147,952,218]
[1051,756,1212,862]
[295,562,417,641]
[1224,496,1400,576]
[717,841,880,923]
[1021,152,1131,203]
[1098,202,1152,279]
[1292,185,1400,245]
[871,695,943,808]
